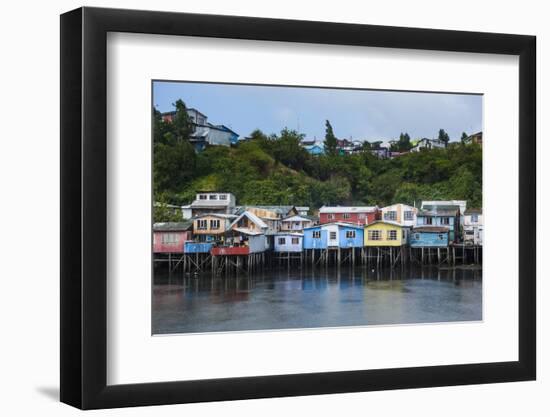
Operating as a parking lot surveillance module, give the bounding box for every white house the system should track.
[380,203,417,227]
[410,138,446,152]
[280,215,316,232]
[189,192,236,217]
[274,233,303,252]
[464,208,483,245]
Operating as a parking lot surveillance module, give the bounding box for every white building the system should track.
[274,233,303,252]
[280,215,316,232]
[464,209,483,245]
[411,138,446,152]
[189,192,236,216]
[380,203,417,227]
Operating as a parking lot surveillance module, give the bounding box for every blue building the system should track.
[416,208,460,242]
[304,144,325,155]
[303,222,364,249]
[410,227,449,248]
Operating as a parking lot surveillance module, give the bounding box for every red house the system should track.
[153,222,192,254]
[318,206,379,225]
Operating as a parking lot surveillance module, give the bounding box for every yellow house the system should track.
[364,221,409,247]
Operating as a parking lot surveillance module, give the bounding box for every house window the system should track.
[471,214,478,223]
[414,233,420,240]
[358,213,366,219]
[219,194,227,200]
[330,231,337,240]
[197,219,207,230]
[209,194,218,200]
[441,217,450,225]
[161,233,179,244]
[210,219,220,229]
[368,230,381,241]
[199,194,207,200]
[425,217,433,225]
[291,237,300,245]
[438,234,445,240]
[343,213,351,219]
[346,230,356,239]
[312,231,321,239]
[404,211,414,221]
[278,237,286,245]
[387,230,397,240]
[328,214,335,220]
[384,211,397,221]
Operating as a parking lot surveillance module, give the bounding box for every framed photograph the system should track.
[60,7,536,409]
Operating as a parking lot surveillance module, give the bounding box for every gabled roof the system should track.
[275,232,304,237]
[235,205,296,217]
[231,228,264,236]
[153,222,192,231]
[192,213,237,220]
[230,210,269,230]
[190,199,233,208]
[319,206,378,214]
[365,220,405,228]
[281,214,316,223]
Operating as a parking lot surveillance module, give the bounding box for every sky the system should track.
[153,81,482,142]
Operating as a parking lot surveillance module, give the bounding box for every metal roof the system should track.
[412,226,449,233]
[153,222,192,231]
[319,206,378,214]
[230,211,269,230]
[417,208,459,216]
[465,208,483,215]
[303,222,364,230]
[365,220,406,228]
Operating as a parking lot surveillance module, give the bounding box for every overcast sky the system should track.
[153,81,482,142]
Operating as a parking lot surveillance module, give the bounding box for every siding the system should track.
[274,235,303,252]
[364,223,407,247]
[410,231,449,248]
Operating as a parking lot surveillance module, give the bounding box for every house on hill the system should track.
[161,107,238,151]
[410,138,446,152]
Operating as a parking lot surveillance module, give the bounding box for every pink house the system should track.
[153,222,192,254]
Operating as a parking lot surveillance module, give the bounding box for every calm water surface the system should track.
[152,266,482,334]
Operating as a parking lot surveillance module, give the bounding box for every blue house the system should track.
[303,222,363,249]
[410,227,449,248]
[304,144,325,155]
[416,208,460,242]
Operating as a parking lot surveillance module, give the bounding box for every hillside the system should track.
[154,128,482,213]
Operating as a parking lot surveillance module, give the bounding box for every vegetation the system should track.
[153,101,482,216]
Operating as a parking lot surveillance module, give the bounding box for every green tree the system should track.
[171,99,194,142]
[438,128,450,148]
[461,132,469,143]
[323,120,338,155]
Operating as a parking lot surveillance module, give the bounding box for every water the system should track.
[152,266,482,334]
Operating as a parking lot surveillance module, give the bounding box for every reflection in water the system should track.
[152,265,482,334]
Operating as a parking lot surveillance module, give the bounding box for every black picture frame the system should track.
[60,6,536,410]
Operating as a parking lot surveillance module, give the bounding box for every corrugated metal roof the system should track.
[303,222,364,230]
[153,222,192,231]
[417,208,459,216]
[319,206,377,214]
[230,211,269,230]
[232,228,264,236]
[190,199,233,208]
[465,208,482,215]
[365,220,405,228]
[412,226,449,233]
